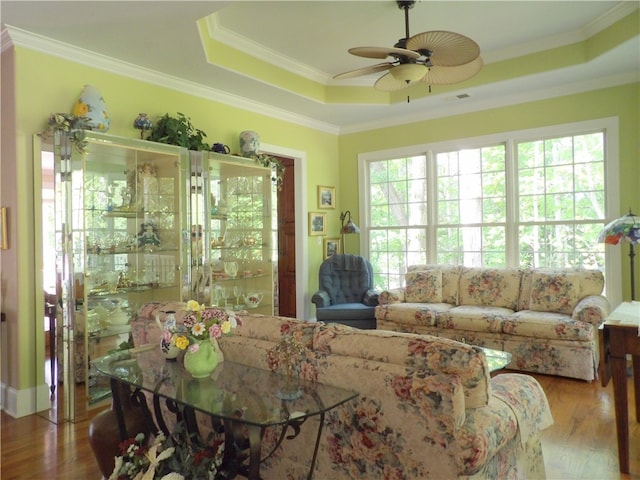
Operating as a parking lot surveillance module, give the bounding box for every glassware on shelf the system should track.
[210,285,222,306]
[224,261,238,278]
[219,286,228,307]
[105,271,119,294]
[233,286,243,308]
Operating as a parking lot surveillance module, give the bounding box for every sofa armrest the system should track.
[311,290,331,308]
[572,295,611,326]
[362,289,380,306]
[378,287,406,305]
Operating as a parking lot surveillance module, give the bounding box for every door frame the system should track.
[261,143,310,319]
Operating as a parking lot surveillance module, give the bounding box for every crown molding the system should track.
[2,25,340,135]
[485,2,639,63]
[204,13,331,84]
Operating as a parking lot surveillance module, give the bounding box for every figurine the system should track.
[138,222,160,248]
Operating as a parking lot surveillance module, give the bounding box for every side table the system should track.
[598,301,640,474]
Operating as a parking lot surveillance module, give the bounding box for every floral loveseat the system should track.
[376,266,611,381]
[129,302,553,479]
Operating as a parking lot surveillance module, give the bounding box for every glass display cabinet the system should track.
[188,152,274,316]
[48,131,188,418]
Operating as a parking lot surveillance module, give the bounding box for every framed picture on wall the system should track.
[308,212,326,236]
[317,185,336,209]
[323,238,340,259]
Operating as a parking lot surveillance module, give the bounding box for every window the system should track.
[361,119,618,302]
[517,133,605,269]
[436,145,507,267]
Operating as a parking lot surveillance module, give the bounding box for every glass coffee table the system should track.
[480,346,513,373]
[93,346,358,480]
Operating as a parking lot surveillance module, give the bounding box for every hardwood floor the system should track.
[0,371,638,479]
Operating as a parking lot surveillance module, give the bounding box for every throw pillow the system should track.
[529,272,580,315]
[405,270,443,303]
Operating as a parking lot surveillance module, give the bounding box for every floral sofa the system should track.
[129,302,554,480]
[376,265,611,381]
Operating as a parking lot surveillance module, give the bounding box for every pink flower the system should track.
[209,324,222,339]
[188,343,200,354]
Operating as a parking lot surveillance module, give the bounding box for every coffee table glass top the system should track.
[92,346,358,428]
[480,347,512,372]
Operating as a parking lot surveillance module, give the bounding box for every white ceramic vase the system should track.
[239,130,260,157]
[72,84,110,132]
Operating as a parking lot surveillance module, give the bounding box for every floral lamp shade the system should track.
[597,210,640,245]
[72,84,110,132]
[598,209,640,300]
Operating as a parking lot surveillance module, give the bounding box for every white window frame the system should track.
[358,117,621,306]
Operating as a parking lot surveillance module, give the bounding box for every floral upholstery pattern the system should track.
[375,301,452,327]
[529,272,581,315]
[376,266,610,381]
[405,270,443,303]
[459,268,521,309]
[130,310,553,480]
[378,287,405,304]
[438,306,513,334]
[409,264,461,304]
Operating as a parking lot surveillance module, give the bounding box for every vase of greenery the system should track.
[147,112,210,151]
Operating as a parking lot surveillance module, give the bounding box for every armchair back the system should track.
[318,254,373,305]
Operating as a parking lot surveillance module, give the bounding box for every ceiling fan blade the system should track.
[349,46,420,60]
[406,30,480,66]
[333,63,393,80]
[420,56,484,85]
[374,71,421,92]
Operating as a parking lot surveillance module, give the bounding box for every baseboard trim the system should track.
[1,381,51,418]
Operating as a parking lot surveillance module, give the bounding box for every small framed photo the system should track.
[317,185,336,209]
[308,212,326,236]
[323,238,341,259]
[0,207,6,250]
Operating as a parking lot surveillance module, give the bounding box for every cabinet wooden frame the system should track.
[0,207,6,250]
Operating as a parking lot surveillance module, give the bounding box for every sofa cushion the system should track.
[518,268,605,311]
[503,310,594,341]
[405,270,443,303]
[408,264,461,304]
[375,302,453,327]
[234,313,317,348]
[458,267,521,310]
[316,303,376,321]
[313,323,491,409]
[438,306,512,333]
[529,272,581,315]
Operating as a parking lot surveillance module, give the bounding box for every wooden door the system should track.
[276,157,296,317]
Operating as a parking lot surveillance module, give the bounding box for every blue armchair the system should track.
[311,254,379,329]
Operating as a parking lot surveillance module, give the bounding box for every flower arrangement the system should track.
[108,425,223,480]
[39,113,90,154]
[175,300,240,353]
[267,335,309,377]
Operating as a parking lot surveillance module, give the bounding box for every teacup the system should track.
[244,292,263,308]
[212,143,230,154]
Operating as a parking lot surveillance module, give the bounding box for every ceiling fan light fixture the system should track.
[390,63,427,82]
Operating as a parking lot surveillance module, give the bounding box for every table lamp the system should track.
[598,209,640,300]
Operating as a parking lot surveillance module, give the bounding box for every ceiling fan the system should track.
[333,0,483,92]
